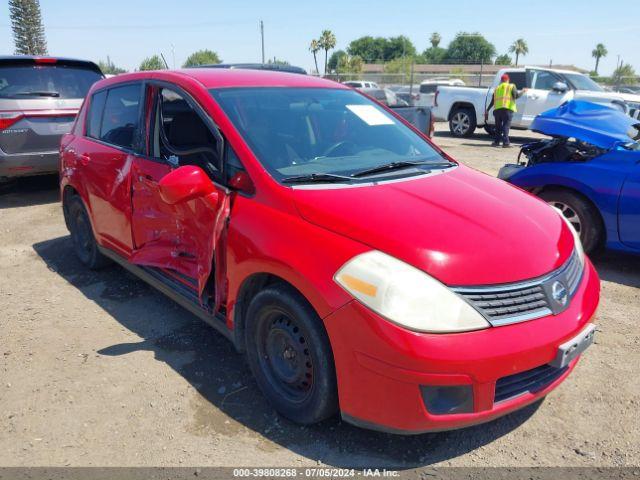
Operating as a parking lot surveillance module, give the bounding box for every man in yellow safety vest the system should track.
[485,73,523,147]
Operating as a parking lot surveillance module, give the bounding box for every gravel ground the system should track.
[0,124,639,469]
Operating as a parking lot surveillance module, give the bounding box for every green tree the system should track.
[182,49,221,68]
[430,32,442,48]
[612,63,636,85]
[98,57,127,75]
[347,36,387,63]
[383,57,413,77]
[591,43,608,75]
[309,39,321,74]
[139,55,166,71]
[494,54,512,66]
[318,30,337,75]
[384,36,416,61]
[337,54,364,74]
[9,0,47,55]
[509,38,529,66]
[421,46,447,64]
[445,32,495,63]
[328,50,347,72]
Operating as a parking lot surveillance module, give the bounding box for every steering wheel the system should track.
[322,141,357,158]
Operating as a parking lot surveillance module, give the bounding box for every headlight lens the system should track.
[334,250,490,333]
[555,208,585,267]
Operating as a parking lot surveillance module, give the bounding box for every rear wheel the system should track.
[245,285,338,424]
[539,189,604,254]
[66,196,111,269]
[449,107,476,137]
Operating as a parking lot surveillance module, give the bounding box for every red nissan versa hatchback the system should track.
[59,69,600,434]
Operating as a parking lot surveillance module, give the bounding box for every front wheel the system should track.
[449,107,477,137]
[539,189,604,254]
[244,285,338,424]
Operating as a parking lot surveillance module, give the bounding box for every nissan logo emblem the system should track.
[552,281,568,306]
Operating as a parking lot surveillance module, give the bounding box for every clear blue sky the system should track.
[1,0,638,75]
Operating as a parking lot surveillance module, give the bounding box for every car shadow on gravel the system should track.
[34,235,543,469]
[0,175,59,209]
[592,251,640,288]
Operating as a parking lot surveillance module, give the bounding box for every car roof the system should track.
[94,68,347,91]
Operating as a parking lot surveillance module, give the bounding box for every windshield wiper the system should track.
[282,173,354,184]
[351,160,454,178]
[14,91,60,97]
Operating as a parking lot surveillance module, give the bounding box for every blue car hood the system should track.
[531,100,639,150]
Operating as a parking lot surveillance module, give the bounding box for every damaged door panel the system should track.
[129,83,228,304]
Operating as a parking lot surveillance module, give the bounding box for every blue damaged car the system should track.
[499,100,640,255]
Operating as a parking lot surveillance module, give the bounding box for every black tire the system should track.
[484,124,496,137]
[539,189,604,254]
[449,107,477,137]
[66,196,111,269]
[244,285,338,424]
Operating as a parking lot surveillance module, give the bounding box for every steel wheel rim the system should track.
[72,208,93,258]
[257,310,314,404]
[452,113,470,135]
[550,201,582,234]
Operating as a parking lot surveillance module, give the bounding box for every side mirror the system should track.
[159,165,217,205]
[552,82,569,93]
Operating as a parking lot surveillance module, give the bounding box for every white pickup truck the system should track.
[432,67,640,137]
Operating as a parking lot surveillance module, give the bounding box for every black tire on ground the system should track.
[538,189,604,254]
[244,284,338,425]
[66,196,111,269]
[484,124,496,137]
[449,106,477,137]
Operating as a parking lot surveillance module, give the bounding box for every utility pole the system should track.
[260,20,265,64]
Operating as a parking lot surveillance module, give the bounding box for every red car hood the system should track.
[292,166,575,286]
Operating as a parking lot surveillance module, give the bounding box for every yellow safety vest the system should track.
[494,82,517,112]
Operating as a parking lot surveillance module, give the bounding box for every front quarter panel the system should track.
[508,151,635,248]
[225,191,368,325]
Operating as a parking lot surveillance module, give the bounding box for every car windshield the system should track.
[562,73,604,92]
[210,87,445,182]
[0,65,103,99]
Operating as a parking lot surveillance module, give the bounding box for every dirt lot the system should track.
[1,125,639,469]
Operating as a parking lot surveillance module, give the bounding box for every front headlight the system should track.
[334,250,490,333]
[555,208,585,267]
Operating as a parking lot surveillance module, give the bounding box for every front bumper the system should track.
[323,259,600,434]
[0,150,59,179]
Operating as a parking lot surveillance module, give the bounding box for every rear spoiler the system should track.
[0,56,103,75]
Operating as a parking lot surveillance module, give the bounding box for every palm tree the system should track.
[509,38,529,66]
[309,39,320,74]
[430,32,441,48]
[318,30,337,75]
[591,43,608,75]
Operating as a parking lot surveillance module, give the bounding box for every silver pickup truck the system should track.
[431,67,640,137]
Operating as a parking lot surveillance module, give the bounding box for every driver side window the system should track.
[151,87,222,181]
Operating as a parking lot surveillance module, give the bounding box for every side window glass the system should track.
[152,87,221,180]
[86,90,106,139]
[532,71,557,91]
[100,84,141,149]
[225,145,246,183]
[509,72,527,90]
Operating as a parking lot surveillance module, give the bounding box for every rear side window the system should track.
[508,72,527,90]
[0,65,103,99]
[419,84,437,94]
[86,90,107,139]
[99,84,142,150]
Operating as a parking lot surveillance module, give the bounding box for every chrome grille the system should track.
[453,251,583,327]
